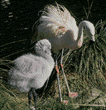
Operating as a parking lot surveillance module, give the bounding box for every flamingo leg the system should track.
[32,88,38,110]
[61,49,71,97]
[55,58,63,103]
[28,89,33,109]
[28,88,38,110]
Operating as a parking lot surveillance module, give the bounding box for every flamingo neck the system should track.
[61,26,83,49]
[76,23,84,47]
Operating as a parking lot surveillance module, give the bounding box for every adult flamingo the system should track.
[32,2,95,103]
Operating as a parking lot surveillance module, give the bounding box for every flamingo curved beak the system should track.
[90,35,95,42]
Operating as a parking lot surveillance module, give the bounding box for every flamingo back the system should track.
[33,3,78,41]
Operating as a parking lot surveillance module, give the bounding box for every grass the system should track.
[83,0,94,19]
[0,0,106,110]
[0,83,29,110]
[0,83,76,110]
[0,77,106,110]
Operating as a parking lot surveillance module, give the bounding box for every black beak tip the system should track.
[90,40,95,43]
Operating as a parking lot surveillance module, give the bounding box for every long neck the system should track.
[76,22,84,47]
[61,24,84,49]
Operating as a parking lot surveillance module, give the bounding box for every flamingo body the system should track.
[32,3,95,53]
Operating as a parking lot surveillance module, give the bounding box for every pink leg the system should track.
[61,49,78,98]
[55,60,62,103]
[61,49,71,97]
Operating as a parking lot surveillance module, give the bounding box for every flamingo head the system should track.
[82,20,95,42]
[35,39,52,56]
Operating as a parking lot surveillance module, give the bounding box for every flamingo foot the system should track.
[70,92,78,98]
[63,100,68,105]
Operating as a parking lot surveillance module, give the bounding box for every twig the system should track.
[70,103,106,107]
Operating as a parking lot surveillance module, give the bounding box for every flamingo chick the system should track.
[8,39,54,110]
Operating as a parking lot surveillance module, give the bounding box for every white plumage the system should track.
[32,2,95,103]
[32,3,95,53]
[8,39,54,110]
